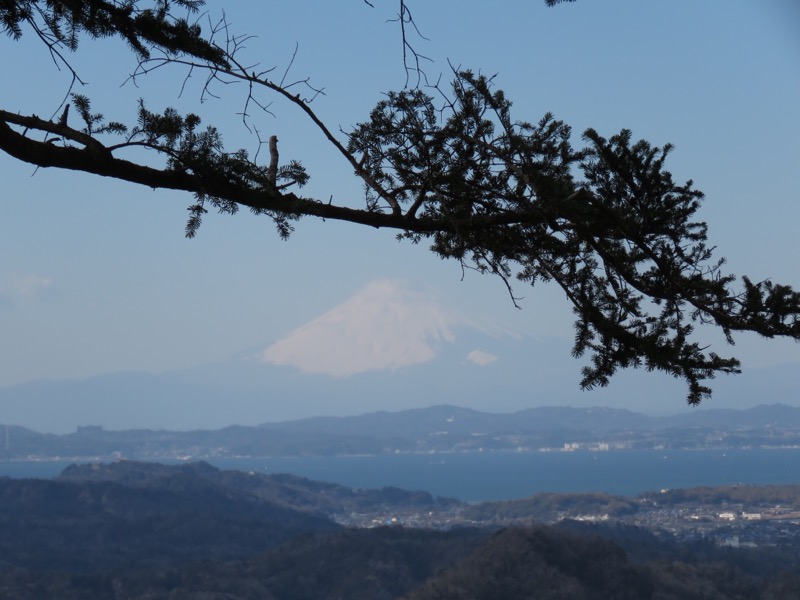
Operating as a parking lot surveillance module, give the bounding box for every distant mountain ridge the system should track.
[1,279,797,433]
[3,403,800,461]
[260,403,800,436]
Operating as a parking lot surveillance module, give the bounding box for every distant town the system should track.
[3,403,800,461]
[332,482,800,554]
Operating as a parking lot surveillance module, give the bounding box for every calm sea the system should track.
[3,449,800,502]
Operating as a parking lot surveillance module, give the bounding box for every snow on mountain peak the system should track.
[259,279,467,377]
[466,349,498,366]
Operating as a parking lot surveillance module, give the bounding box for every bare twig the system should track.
[389,1,432,87]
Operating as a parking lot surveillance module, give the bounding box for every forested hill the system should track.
[4,403,800,459]
[0,462,339,573]
[2,461,800,598]
[57,459,459,517]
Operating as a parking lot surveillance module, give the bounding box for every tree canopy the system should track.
[1,0,798,404]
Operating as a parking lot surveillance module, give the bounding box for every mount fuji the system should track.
[1,279,797,433]
[259,279,471,377]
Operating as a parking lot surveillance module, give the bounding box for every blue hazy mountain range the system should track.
[2,280,798,433]
[3,402,800,471]
[1,332,798,434]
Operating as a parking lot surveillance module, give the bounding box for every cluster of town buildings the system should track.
[332,493,800,551]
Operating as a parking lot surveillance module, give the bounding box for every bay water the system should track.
[3,448,800,502]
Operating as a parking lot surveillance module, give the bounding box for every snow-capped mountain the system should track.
[259,279,466,377]
[1,279,797,433]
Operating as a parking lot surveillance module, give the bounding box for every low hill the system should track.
[58,459,460,520]
[5,522,800,599]
[0,462,339,573]
[3,462,800,598]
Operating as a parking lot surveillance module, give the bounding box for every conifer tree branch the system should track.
[1,0,797,405]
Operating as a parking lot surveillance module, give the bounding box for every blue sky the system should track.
[1,1,799,416]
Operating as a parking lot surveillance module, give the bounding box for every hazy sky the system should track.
[1,1,799,416]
